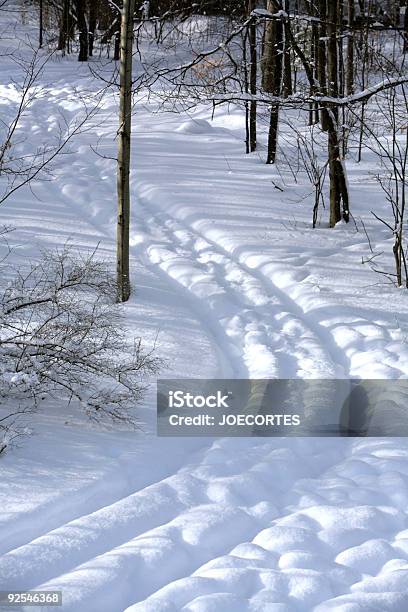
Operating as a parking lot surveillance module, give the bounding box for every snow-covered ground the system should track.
[2,13,408,612]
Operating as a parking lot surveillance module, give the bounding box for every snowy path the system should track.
[2,43,408,611]
[5,434,408,611]
[130,108,408,382]
[137,192,347,379]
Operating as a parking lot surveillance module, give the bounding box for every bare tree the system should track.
[117,0,136,303]
[358,86,408,286]
[289,121,329,228]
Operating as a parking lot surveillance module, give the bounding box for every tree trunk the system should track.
[75,0,88,61]
[327,0,349,227]
[262,1,283,164]
[58,0,70,52]
[242,30,251,154]
[114,20,121,60]
[346,0,355,95]
[342,0,355,156]
[357,0,372,162]
[327,115,350,227]
[248,0,257,152]
[117,0,136,303]
[310,11,319,124]
[267,107,280,165]
[327,0,339,221]
[39,0,43,48]
[317,0,329,131]
[88,0,99,56]
[338,0,345,99]
[282,0,292,97]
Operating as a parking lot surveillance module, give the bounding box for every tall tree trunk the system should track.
[346,0,355,95]
[248,0,257,152]
[262,1,284,164]
[39,0,43,48]
[266,14,283,164]
[114,20,121,60]
[357,0,372,162]
[310,8,319,125]
[327,0,350,227]
[75,0,88,61]
[338,1,345,99]
[267,107,280,165]
[117,0,136,303]
[88,0,99,56]
[58,0,70,52]
[342,0,355,156]
[282,0,292,98]
[338,0,346,157]
[243,30,251,154]
[317,0,329,131]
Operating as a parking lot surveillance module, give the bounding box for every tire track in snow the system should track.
[17,438,354,612]
[136,207,249,379]
[0,469,208,593]
[136,202,286,379]
[134,186,349,379]
[188,219,350,378]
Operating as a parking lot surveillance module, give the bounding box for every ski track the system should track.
[135,192,349,380]
[3,437,355,612]
[8,435,408,612]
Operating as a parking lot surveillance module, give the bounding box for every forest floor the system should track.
[2,15,408,612]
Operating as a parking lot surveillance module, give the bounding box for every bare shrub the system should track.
[0,242,161,453]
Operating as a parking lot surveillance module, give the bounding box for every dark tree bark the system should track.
[247,0,257,152]
[88,0,99,57]
[282,0,292,98]
[242,30,251,154]
[114,21,121,60]
[346,0,355,95]
[117,0,136,302]
[357,0,373,162]
[58,0,71,52]
[75,0,88,61]
[39,0,43,48]
[262,1,284,164]
[327,0,341,227]
[327,0,349,227]
[310,0,320,124]
[317,0,329,131]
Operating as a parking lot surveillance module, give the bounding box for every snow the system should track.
[1,11,408,612]
[176,119,214,134]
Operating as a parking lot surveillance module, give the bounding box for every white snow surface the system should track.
[1,15,408,612]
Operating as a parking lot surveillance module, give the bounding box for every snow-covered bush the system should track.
[0,241,160,453]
